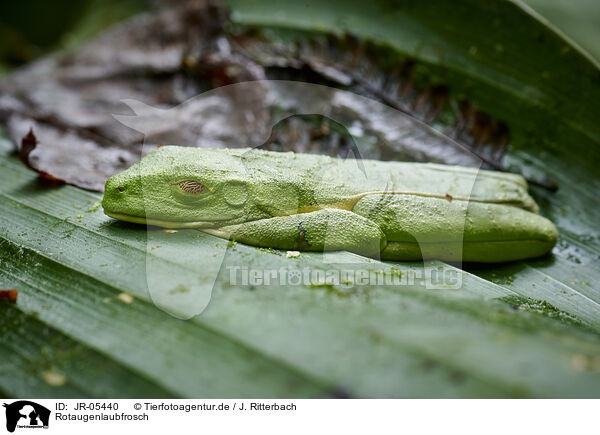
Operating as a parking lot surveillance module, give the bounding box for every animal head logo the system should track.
[3,401,50,433]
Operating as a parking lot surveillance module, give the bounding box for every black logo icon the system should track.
[3,401,50,433]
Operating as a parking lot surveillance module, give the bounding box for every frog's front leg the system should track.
[203,209,386,257]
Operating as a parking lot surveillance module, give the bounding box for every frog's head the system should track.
[102,146,257,228]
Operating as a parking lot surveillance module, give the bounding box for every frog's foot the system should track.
[203,209,386,258]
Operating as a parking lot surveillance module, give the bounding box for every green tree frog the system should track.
[102,146,557,262]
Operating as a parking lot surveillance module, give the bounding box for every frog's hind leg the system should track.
[203,209,386,257]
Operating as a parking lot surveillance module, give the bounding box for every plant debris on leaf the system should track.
[18,128,65,183]
[0,0,520,191]
[0,290,18,303]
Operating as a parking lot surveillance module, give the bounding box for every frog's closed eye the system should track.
[177,180,206,194]
[170,179,210,203]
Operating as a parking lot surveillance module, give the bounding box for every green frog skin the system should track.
[102,146,558,263]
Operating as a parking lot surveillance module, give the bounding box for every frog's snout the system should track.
[102,173,145,219]
[105,176,126,194]
[104,174,132,200]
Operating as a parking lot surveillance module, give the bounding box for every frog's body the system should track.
[102,146,557,262]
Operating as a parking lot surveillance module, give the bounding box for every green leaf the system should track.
[1,137,599,398]
[226,0,600,153]
[522,0,600,61]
